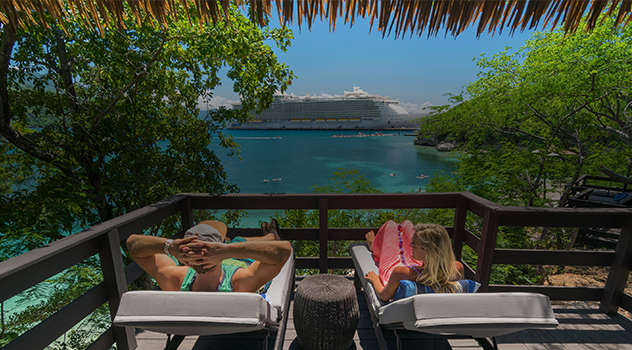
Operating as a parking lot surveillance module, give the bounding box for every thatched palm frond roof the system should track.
[1,0,631,37]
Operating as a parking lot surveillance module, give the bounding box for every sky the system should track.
[204,17,538,113]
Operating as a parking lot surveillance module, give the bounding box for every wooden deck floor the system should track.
[133,283,632,350]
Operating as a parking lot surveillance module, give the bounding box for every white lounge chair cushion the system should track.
[114,291,277,335]
[113,247,295,336]
[381,292,558,337]
[350,243,386,317]
[262,246,295,317]
[349,243,559,338]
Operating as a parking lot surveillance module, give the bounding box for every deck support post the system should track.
[476,210,499,292]
[452,195,468,262]
[99,229,136,350]
[319,198,329,273]
[180,196,195,236]
[600,215,632,314]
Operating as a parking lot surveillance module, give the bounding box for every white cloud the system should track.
[400,101,433,114]
[198,95,238,110]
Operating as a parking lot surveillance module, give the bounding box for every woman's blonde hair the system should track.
[413,223,462,293]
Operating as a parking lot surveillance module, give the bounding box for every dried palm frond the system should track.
[0,0,630,37]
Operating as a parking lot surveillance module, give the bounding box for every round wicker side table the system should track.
[293,274,359,350]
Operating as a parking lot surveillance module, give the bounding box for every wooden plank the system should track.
[186,192,462,210]
[476,210,499,291]
[227,227,388,242]
[319,198,329,273]
[85,327,115,350]
[180,196,195,231]
[228,228,321,241]
[98,229,136,350]
[462,229,481,254]
[620,293,632,313]
[493,249,614,266]
[0,238,98,303]
[124,261,145,286]
[601,215,632,314]
[325,192,460,210]
[461,261,476,281]
[487,285,604,301]
[2,283,108,350]
[452,196,469,261]
[0,193,186,302]
[187,193,320,210]
[294,257,354,270]
[496,207,629,228]
[458,192,503,217]
[552,304,621,349]
[574,188,595,199]
[551,308,601,350]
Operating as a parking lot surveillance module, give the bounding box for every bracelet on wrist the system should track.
[164,239,174,256]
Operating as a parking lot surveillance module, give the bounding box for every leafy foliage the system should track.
[1,4,295,256]
[419,15,632,210]
[0,4,294,347]
[417,15,632,284]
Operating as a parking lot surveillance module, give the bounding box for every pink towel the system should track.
[371,220,423,285]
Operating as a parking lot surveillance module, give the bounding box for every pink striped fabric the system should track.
[370,220,422,285]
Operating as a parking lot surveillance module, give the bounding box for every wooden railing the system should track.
[1,192,631,350]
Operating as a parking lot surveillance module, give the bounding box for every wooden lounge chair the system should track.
[113,249,295,350]
[350,243,558,350]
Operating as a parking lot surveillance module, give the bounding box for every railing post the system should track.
[98,229,136,350]
[180,195,195,233]
[452,195,468,261]
[600,215,632,314]
[475,209,499,292]
[319,198,329,273]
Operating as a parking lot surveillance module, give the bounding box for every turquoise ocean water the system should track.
[210,130,458,227]
[213,129,457,193]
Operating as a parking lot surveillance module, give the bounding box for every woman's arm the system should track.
[364,266,412,302]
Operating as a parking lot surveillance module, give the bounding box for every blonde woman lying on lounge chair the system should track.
[364,220,475,302]
[127,220,292,293]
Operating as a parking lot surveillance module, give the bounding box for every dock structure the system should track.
[2,192,632,350]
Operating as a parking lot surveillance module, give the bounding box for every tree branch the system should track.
[595,124,632,147]
[601,164,632,184]
[87,34,166,136]
[53,26,79,115]
[0,20,16,129]
[0,20,78,181]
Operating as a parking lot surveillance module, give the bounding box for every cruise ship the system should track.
[227,87,426,130]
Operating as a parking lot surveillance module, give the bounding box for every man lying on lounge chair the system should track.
[127,220,292,293]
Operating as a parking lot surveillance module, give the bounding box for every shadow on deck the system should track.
[133,279,632,350]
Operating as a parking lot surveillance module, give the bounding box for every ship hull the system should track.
[227,87,426,130]
[227,114,424,130]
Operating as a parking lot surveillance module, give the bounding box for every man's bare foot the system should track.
[261,222,271,236]
[270,219,283,241]
[365,230,375,252]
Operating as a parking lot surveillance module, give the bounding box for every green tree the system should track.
[0,6,294,346]
[421,15,632,209]
[0,5,295,255]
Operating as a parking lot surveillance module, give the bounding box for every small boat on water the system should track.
[331,132,395,138]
